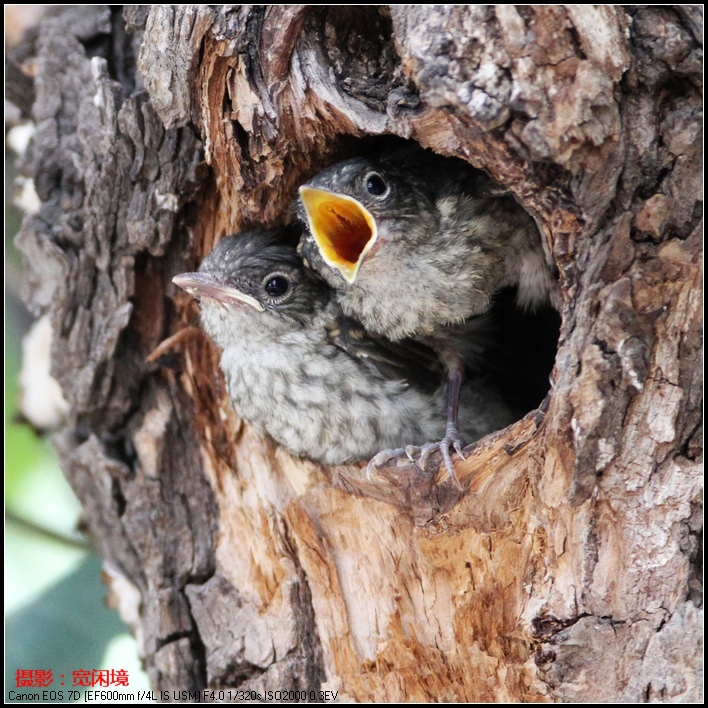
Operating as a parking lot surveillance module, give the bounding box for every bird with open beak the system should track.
[173,230,514,476]
[297,145,555,475]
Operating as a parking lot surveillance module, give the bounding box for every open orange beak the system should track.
[299,186,377,284]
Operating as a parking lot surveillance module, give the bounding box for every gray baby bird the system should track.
[173,230,514,473]
[296,146,554,471]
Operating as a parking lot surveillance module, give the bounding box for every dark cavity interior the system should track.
[483,286,561,414]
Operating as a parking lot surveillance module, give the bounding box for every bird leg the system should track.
[366,360,467,487]
[418,358,466,488]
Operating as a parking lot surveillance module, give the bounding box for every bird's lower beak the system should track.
[298,186,377,284]
[172,272,265,311]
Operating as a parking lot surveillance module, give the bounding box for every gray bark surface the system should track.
[11,5,702,701]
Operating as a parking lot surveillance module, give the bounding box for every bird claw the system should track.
[365,448,407,479]
[365,445,426,479]
[366,429,466,490]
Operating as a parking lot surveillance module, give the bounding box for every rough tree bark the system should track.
[10,5,702,702]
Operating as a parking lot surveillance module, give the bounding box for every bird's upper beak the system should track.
[172,272,265,311]
[298,186,377,284]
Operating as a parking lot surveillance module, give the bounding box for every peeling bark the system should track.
[11,5,702,702]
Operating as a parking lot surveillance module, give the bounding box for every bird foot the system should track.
[418,426,466,489]
[365,446,418,479]
[365,429,466,490]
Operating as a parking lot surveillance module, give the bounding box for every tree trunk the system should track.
[11,5,702,702]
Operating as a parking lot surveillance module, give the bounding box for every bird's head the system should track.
[173,230,329,346]
[297,156,438,287]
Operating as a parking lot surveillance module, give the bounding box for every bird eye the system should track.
[264,275,289,298]
[365,172,388,197]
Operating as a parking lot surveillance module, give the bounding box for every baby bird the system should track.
[296,145,554,473]
[173,230,514,474]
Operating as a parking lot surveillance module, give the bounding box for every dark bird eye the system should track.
[265,275,289,297]
[365,173,388,197]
